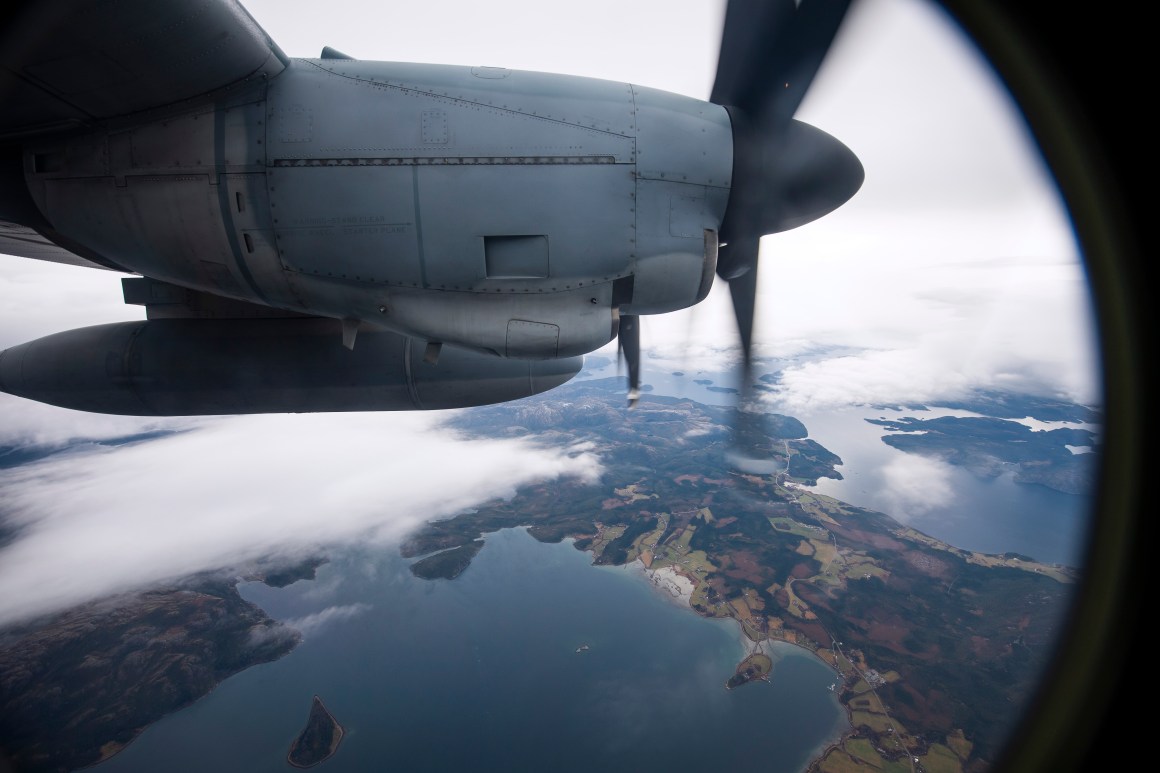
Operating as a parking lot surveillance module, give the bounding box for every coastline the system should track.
[631,554,853,771]
[642,563,696,605]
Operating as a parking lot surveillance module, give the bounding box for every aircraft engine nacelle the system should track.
[21,59,732,360]
[0,318,581,416]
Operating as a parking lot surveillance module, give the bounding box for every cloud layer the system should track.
[0,412,601,627]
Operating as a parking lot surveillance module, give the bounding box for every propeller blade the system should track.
[712,0,853,128]
[711,0,796,111]
[722,243,770,467]
[708,0,858,468]
[721,238,760,372]
[617,313,641,407]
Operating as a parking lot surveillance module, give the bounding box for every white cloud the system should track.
[878,453,955,522]
[283,602,372,637]
[0,393,198,448]
[242,0,723,99]
[615,245,1099,414]
[0,411,602,627]
[0,257,139,350]
[754,247,1100,411]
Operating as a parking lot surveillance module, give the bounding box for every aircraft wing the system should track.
[0,219,112,270]
[0,0,288,141]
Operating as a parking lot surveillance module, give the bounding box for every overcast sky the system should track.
[0,0,1101,626]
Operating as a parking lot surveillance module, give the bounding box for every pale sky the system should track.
[0,0,1102,625]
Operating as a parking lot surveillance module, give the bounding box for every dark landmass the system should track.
[403,376,1076,770]
[867,388,1100,423]
[0,561,313,773]
[930,390,1101,424]
[787,439,844,485]
[404,379,843,563]
[247,555,328,588]
[707,386,738,394]
[287,695,344,769]
[408,540,485,580]
[764,414,808,439]
[671,371,685,377]
[867,414,1098,494]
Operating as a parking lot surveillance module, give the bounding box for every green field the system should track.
[768,516,827,539]
[920,743,963,773]
[851,711,903,735]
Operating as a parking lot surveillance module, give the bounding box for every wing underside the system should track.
[0,0,287,141]
[0,219,112,270]
[0,0,288,269]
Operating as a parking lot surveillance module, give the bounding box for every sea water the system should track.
[93,528,848,773]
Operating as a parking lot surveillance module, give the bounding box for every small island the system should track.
[287,695,344,769]
[726,652,772,689]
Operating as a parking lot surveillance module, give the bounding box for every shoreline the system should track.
[631,555,853,770]
[641,563,697,605]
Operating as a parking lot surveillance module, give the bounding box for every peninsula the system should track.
[399,377,1080,772]
[726,651,772,689]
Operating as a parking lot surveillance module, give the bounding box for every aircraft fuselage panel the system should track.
[21,60,732,359]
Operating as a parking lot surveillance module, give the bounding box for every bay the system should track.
[93,527,848,773]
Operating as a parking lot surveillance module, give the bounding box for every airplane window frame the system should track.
[936,2,1147,771]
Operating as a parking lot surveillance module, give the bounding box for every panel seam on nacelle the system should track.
[270,156,620,167]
